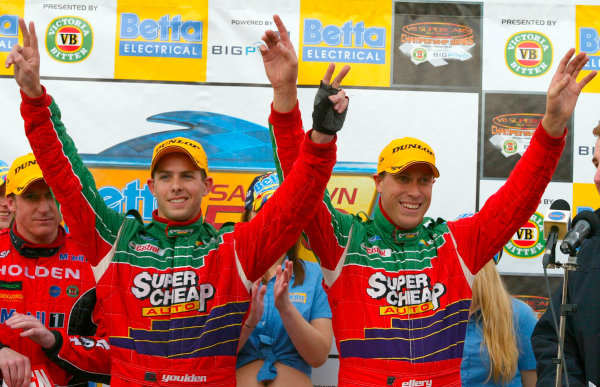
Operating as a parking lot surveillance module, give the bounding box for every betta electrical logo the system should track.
[580,27,600,71]
[0,15,18,52]
[488,113,543,158]
[505,31,553,77]
[504,212,545,258]
[302,18,386,64]
[45,16,93,63]
[398,22,475,66]
[119,13,203,59]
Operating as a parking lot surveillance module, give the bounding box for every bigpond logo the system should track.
[119,13,203,59]
[505,31,552,77]
[46,16,93,63]
[302,18,386,64]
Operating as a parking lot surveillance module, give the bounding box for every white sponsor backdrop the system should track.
[2,0,600,385]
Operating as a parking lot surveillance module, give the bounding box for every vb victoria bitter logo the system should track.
[46,16,93,63]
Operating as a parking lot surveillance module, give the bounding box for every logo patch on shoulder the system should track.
[289,293,307,304]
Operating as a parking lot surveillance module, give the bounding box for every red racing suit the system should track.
[270,103,565,386]
[20,88,336,387]
[0,226,107,386]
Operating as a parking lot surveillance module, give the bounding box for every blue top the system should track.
[461,298,537,386]
[236,258,331,381]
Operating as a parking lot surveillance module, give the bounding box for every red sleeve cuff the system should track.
[534,121,567,149]
[269,101,301,128]
[20,85,51,108]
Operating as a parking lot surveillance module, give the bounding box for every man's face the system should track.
[593,137,600,194]
[373,164,435,230]
[0,185,14,229]
[7,180,61,244]
[148,153,213,223]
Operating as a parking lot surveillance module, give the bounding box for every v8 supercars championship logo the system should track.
[488,113,543,157]
[46,16,93,63]
[398,22,475,67]
[505,31,552,77]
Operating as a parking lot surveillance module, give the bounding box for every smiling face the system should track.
[373,163,435,230]
[148,153,213,223]
[7,179,61,244]
[0,184,14,229]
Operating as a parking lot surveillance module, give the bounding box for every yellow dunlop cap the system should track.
[377,137,440,177]
[150,137,209,175]
[6,153,45,196]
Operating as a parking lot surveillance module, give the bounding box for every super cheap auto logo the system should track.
[503,212,544,258]
[398,22,475,66]
[366,272,446,318]
[488,113,543,157]
[46,16,93,63]
[505,31,552,77]
[0,15,18,52]
[302,18,386,64]
[119,13,203,58]
[131,270,214,316]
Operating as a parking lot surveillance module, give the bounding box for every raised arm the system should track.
[6,19,125,266]
[449,49,597,274]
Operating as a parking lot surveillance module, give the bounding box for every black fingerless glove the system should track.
[312,81,348,135]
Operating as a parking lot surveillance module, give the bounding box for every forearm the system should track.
[520,369,536,387]
[237,326,252,354]
[278,306,331,367]
[273,86,297,114]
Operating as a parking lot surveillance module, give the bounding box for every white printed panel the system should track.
[206,0,299,84]
[482,3,574,92]
[479,179,573,275]
[26,0,117,79]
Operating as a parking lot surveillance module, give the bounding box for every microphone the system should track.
[560,210,600,255]
[542,200,571,267]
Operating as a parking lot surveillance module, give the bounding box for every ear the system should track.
[147,178,155,196]
[202,176,214,197]
[373,173,384,194]
[6,195,16,213]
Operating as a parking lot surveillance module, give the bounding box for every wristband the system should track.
[244,322,256,329]
[312,81,348,135]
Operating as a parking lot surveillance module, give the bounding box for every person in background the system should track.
[0,154,107,387]
[461,260,537,387]
[531,122,600,386]
[0,160,15,229]
[236,172,333,387]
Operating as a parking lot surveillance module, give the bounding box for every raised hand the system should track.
[5,18,42,98]
[542,48,597,136]
[6,313,56,349]
[245,280,266,328]
[261,14,298,112]
[273,261,293,312]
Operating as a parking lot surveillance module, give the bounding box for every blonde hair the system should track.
[470,260,519,384]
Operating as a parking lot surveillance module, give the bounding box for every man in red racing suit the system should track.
[0,153,108,387]
[263,20,596,387]
[7,18,338,387]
